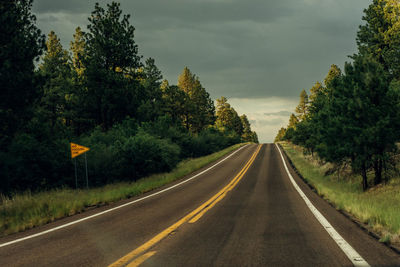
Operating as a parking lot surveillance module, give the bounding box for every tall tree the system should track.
[274,127,286,142]
[295,89,309,120]
[70,27,86,79]
[240,114,252,142]
[309,81,324,103]
[137,58,163,122]
[177,67,215,133]
[215,97,243,136]
[84,1,142,130]
[357,0,400,78]
[0,0,45,143]
[39,31,73,129]
[160,80,188,124]
[324,64,342,88]
[288,113,299,129]
[69,26,90,135]
[327,55,400,190]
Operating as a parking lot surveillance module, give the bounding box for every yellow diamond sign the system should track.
[70,143,90,158]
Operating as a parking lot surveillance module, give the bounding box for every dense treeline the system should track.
[275,0,400,191]
[0,1,258,195]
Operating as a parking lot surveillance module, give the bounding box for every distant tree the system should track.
[288,113,299,129]
[0,0,45,143]
[240,114,253,142]
[274,127,286,142]
[231,108,244,137]
[177,67,215,133]
[215,96,244,137]
[309,81,324,103]
[251,131,259,144]
[295,89,308,120]
[324,64,342,88]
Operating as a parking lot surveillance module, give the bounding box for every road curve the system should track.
[0,144,399,266]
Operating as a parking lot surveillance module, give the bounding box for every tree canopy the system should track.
[276,0,400,191]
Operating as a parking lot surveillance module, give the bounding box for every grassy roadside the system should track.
[279,141,400,246]
[0,143,248,237]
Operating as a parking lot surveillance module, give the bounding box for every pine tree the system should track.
[0,0,45,143]
[357,0,400,78]
[295,89,308,120]
[83,1,142,130]
[160,80,188,124]
[177,67,215,133]
[39,31,73,129]
[274,127,286,142]
[309,81,324,103]
[324,64,341,88]
[70,27,85,79]
[215,97,243,137]
[240,114,253,142]
[288,113,299,129]
[137,58,163,122]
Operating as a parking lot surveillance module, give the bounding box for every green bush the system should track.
[120,131,181,180]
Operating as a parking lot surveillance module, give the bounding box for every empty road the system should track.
[1,144,399,266]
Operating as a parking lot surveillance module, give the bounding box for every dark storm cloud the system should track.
[31,0,372,142]
[32,0,371,100]
[33,0,294,24]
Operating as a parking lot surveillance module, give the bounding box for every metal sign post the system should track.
[74,158,78,189]
[85,152,89,189]
[70,142,90,189]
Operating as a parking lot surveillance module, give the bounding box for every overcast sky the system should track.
[32,0,371,143]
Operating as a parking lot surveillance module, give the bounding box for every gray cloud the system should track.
[33,0,369,99]
[32,0,371,141]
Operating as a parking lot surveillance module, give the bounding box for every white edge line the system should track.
[275,144,370,267]
[0,144,250,248]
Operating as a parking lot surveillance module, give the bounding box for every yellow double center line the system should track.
[109,144,262,267]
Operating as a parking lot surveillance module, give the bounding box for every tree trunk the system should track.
[373,158,383,185]
[361,162,368,191]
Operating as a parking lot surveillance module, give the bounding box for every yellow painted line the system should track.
[108,144,262,267]
[189,145,260,223]
[126,251,156,267]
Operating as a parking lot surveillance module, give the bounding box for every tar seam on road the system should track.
[0,144,250,249]
[275,144,370,267]
[108,144,262,267]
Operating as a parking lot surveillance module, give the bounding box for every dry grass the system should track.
[0,143,247,237]
[280,142,400,246]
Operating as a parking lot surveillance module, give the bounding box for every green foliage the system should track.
[278,0,400,191]
[287,113,299,129]
[137,58,164,122]
[282,142,400,245]
[0,1,257,196]
[274,127,286,142]
[39,31,74,129]
[177,67,215,133]
[0,0,45,145]
[0,143,245,237]
[295,89,308,120]
[83,1,142,131]
[357,0,400,78]
[120,131,181,179]
[215,96,245,137]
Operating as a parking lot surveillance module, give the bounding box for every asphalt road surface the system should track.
[1,144,399,266]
